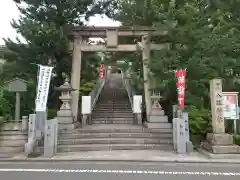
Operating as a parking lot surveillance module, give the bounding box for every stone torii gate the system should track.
[68,26,169,122]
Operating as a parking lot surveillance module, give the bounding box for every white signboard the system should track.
[82,96,91,114]
[222,92,239,120]
[133,95,142,113]
[35,65,53,112]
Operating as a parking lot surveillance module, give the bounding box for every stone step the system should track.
[97,98,129,100]
[0,134,27,141]
[100,89,124,91]
[95,104,131,107]
[96,100,130,102]
[93,109,133,113]
[94,108,132,111]
[92,120,133,124]
[58,121,81,130]
[98,94,128,96]
[99,102,130,103]
[96,102,130,104]
[94,106,132,109]
[94,107,132,110]
[99,93,128,95]
[97,101,130,103]
[92,117,133,120]
[93,111,133,114]
[144,122,172,129]
[0,132,27,155]
[98,97,129,99]
[54,144,173,152]
[93,109,133,112]
[94,109,132,111]
[99,92,127,94]
[0,147,24,153]
[59,127,173,134]
[92,114,134,118]
[58,138,172,145]
[0,140,27,147]
[58,132,173,139]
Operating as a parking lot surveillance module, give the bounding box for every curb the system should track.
[1,158,240,164]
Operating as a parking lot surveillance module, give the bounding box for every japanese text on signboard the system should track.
[100,64,104,80]
[175,69,186,109]
[35,65,53,111]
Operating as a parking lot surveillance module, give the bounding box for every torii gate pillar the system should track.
[142,35,152,119]
[71,37,82,121]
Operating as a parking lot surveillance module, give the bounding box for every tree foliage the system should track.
[0,0,108,118]
[107,0,240,140]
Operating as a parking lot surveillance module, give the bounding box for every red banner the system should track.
[100,64,104,80]
[175,69,186,109]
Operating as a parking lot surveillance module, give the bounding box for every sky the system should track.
[0,1,121,45]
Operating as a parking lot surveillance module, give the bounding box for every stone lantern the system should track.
[150,91,163,114]
[55,78,80,130]
[144,90,170,129]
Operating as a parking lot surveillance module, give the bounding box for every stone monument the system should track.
[55,78,80,130]
[202,79,240,153]
[4,78,27,120]
[144,91,171,129]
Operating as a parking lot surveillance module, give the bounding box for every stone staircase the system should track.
[57,125,173,152]
[0,131,27,157]
[54,73,173,152]
[92,73,133,124]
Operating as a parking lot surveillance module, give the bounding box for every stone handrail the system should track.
[88,78,105,111]
[121,70,143,124]
[121,70,134,111]
[82,70,106,125]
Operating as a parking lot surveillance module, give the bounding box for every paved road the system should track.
[0,161,240,180]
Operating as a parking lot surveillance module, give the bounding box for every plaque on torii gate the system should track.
[68,26,170,52]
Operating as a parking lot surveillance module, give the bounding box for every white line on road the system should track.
[0,168,239,176]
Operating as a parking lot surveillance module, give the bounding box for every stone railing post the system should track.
[55,78,79,130]
[25,114,37,154]
[21,116,28,131]
[82,96,91,125]
[172,105,193,153]
[133,95,142,124]
[44,118,58,157]
[173,116,187,153]
[182,112,193,152]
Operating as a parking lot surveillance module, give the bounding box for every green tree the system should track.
[108,0,240,142]
[1,0,108,117]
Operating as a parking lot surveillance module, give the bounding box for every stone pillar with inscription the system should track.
[202,79,240,154]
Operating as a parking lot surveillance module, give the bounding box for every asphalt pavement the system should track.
[0,161,240,180]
